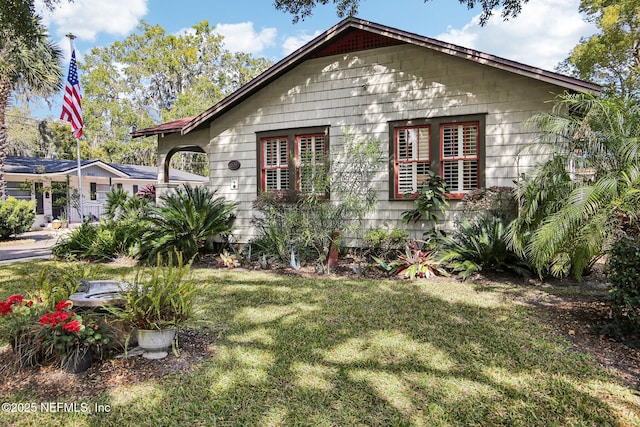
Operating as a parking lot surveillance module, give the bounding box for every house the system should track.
[131,17,601,243]
[4,155,208,226]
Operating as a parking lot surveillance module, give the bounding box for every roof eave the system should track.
[178,17,601,135]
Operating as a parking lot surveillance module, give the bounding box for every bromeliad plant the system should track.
[374,240,449,280]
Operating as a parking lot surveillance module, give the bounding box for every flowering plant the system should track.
[39,300,110,356]
[0,294,46,366]
[0,294,45,342]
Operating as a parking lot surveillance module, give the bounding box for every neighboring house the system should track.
[4,155,207,226]
[132,17,601,243]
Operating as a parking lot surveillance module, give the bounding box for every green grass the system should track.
[1,261,639,426]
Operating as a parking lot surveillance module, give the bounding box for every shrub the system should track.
[401,170,449,227]
[25,262,103,310]
[0,197,36,239]
[251,133,383,270]
[363,224,409,262]
[112,253,197,330]
[139,184,237,264]
[52,219,146,261]
[461,186,518,222]
[605,236,640,334]
[440,216,530,280]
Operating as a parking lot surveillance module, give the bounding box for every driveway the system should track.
[0,228,69,263]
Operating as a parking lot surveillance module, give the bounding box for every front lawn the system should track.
[0,261,638,426]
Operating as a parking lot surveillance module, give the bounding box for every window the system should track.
[5,182,32,201]
[441,122,479,194]
[390,115,484,198]
[133,185,139,195]
[90,182,97,200]
[394,126,431,196]
[258,126,329,195]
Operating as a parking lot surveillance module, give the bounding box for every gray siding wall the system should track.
[190,44,558,242]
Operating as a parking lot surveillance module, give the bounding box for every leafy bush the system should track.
[139,184,237,264]
[440,216,530,279]
[401,170,449,226]
[363,224,409,262]
[25,262,103,310]
[251,134,383,270]
[605,236,640,334]
[461,186,518,222]
[0,197,36,239]
[104,187,152,221]
[52,219,146,261]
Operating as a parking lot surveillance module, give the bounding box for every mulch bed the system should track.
[0,264,638,401]
[0,327,220,400]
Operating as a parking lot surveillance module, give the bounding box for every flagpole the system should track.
[66,33,84,222]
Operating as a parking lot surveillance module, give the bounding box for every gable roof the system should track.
[5,156,208,182]
[131,17,601,139]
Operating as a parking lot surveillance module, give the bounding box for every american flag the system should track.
[60,49,83,138]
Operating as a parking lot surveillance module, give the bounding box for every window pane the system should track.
[463,160,478,190]
[441,122,479,194]
[262,137,289,191]
[395,126,430,196]
[297,134,327,195]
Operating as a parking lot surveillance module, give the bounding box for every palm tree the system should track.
[507,92,640,279]
[0,16,63,198]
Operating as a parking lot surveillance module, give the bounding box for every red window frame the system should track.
[260,136,289,191]
[393,125,431,198]
[295,133,327,195]
[440,121,480,198]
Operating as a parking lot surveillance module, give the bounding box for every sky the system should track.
[33,0,597,118]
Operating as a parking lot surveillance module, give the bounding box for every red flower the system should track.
[0,301,12,317]
[55,300,72,311]
[25,301,34,308]
[40,311,69,327]
[7,295,23,306]
[62,320,82,334]
[53,311,69,325]
[39,313,50,325]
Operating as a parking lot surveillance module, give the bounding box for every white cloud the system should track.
[282,30,323,56]
[214,22,277,54]
[436,0,597,71]
[38,0,148,42]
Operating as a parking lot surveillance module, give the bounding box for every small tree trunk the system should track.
[0,80,11,200]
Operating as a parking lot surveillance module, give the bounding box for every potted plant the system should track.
[58,209,69,228]
[114,253,197,359]
[38,300,111,373]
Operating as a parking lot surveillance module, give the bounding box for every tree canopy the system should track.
[0,15,62,198]
[274,0,529,25]
[562,0,640,99]
[79,20,272,170]
[0,0,65,45]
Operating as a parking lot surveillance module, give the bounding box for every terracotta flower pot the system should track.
[137,329,176,359]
